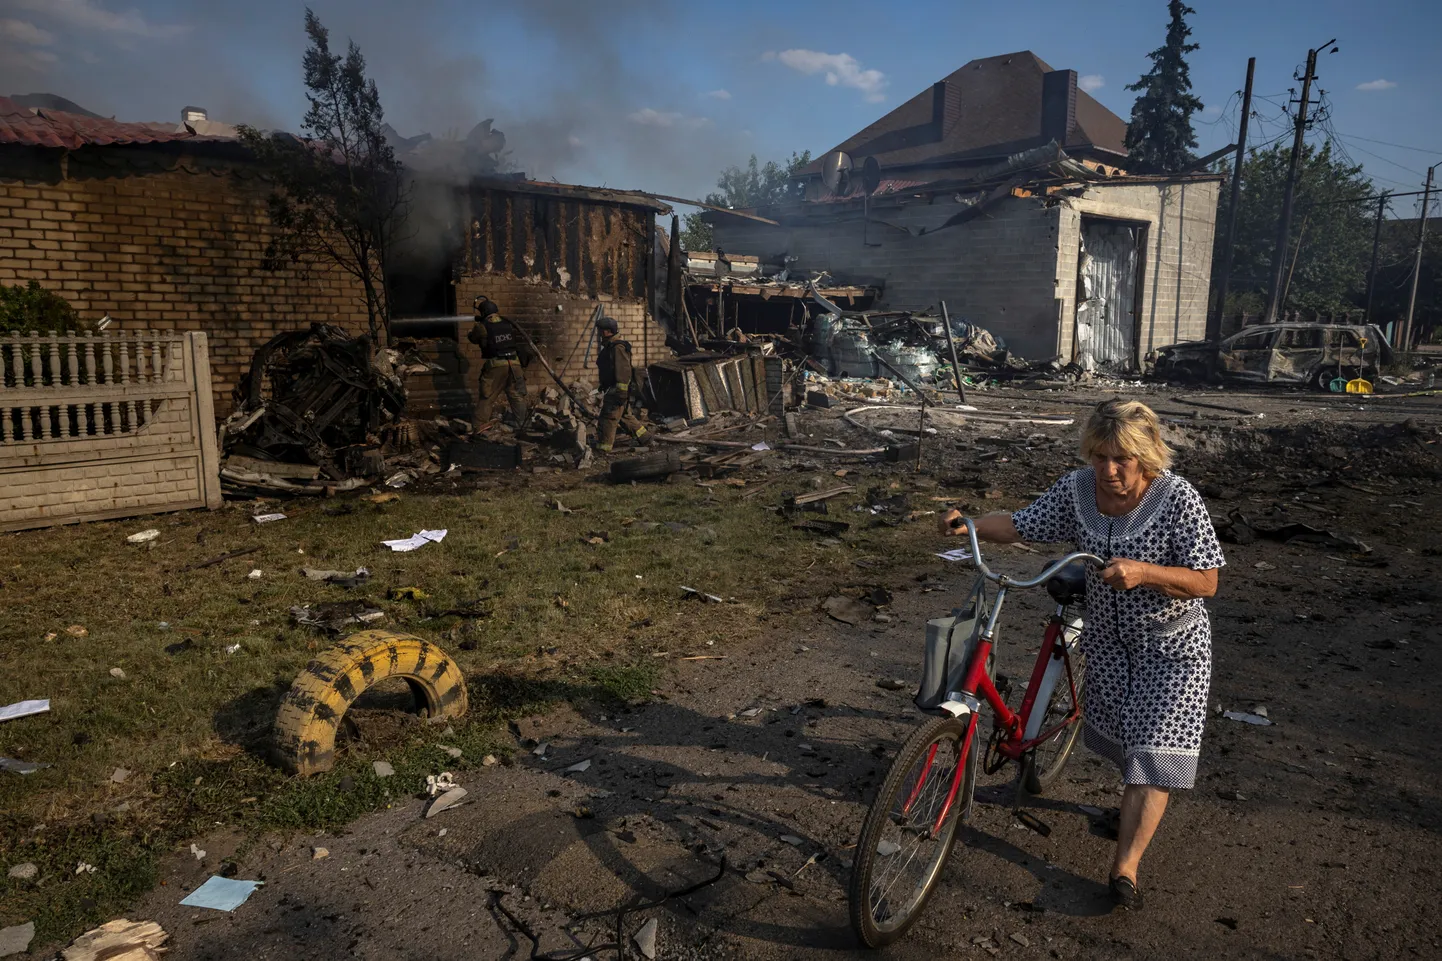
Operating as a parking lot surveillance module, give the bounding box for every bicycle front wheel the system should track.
[849,714,975,948]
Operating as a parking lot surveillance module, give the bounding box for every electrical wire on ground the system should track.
[488,856,728,960]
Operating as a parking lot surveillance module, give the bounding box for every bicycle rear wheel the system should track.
[1021,657,1086,795]
[849,714,976,948]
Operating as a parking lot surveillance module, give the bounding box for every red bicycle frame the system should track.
[921,606,1083,834]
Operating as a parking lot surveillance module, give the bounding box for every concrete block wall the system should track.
[715,197,1069,360]
[715,177,1222,365]
[1063,179,1221,360]
[0,156,369,415]
[455,272,667,392]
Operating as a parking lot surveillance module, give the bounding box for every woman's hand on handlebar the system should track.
[939,509,965,536]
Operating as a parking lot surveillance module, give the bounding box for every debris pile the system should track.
[218,324,467,497]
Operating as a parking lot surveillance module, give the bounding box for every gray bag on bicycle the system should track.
[915,575,991,713]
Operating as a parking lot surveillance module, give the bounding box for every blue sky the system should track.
[1,0,1437,215]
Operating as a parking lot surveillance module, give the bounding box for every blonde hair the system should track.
[1081,399,1173,477]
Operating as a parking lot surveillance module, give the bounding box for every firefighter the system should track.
[594,315,650,452]
[468,296,531,430]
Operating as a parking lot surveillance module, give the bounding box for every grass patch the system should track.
[0,467,920,943]
[586,661,661,703]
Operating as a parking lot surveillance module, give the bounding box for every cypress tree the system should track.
[1124,0,1204,174]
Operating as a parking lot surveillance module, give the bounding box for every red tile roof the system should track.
[811,177,930,204]
[0,97,232,149]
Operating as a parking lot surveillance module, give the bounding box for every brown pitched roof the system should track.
[802,51,1127,176]
[0,96,230,149]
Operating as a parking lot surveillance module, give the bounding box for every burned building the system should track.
[392,177,674,419]
[706,52,1223,370]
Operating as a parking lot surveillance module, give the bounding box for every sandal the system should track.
[1109,875,1143,911]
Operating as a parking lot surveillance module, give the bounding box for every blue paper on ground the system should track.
[180,875,263,912]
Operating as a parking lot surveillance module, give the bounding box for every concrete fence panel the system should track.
[0,330,221,531]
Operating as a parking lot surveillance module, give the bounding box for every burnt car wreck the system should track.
[1149,323,1394,390]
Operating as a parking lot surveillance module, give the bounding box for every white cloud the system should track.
[10,0,188,39]
[0,46,57,71]
[1078,74,1105,93]
[627,108,711,130]
[774,49,888,103]
[1356,79,1397,91]
[1203,103,1222,115]
[0,18,55,46]
[704,89,732,101]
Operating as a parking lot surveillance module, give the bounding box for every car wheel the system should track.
[1313,367,1340,392]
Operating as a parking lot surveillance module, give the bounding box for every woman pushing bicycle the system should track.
[941,398,1225,911]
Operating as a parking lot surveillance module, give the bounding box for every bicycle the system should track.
[848,518,1105,948]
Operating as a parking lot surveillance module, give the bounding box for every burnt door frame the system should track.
[1076,216,1149,369]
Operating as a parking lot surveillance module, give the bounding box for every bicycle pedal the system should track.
[1014,810,1051,837]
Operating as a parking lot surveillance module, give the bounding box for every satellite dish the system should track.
[861,156,882,195]
[821,150,853,196]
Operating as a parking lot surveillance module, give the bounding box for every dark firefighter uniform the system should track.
[595,323,649,452]
[468,299,531,428]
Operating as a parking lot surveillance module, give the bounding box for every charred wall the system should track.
[460,186,652,301]
[452,184,668,388]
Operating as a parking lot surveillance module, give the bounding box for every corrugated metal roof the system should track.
[0,96,232,149]
[467,176,671,213]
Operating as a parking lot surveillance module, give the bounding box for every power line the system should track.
[1331,132,1442,156]
[1332,136,1426,178]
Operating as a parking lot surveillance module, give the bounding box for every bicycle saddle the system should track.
[1045,559,1088,605]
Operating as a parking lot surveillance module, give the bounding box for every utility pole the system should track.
[1364,192,1388,324]
[1264,40,1335,324]
[1401,164,1436,351]
[1209,57,1255,342]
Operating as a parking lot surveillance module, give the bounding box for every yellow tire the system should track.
[273,630,468,775]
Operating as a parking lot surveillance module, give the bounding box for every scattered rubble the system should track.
[290,602,385,634]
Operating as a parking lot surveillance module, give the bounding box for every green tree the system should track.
[238,8,404,343]
[679,151,812,251]
[1215,142,1375,315]
[1372,208,1442,343]
[1124,1,1204,174]
[0,281,90,334]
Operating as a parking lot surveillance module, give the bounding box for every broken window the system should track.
[1279,328,1323,349]
[1229,330,1275,351]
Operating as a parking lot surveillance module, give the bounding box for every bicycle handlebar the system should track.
[952,516,1105,588]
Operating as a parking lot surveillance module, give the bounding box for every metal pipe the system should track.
[940,301,968,404]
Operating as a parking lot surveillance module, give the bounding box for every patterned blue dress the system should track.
[1011,469,1226,789]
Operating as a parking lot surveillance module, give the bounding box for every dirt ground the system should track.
[14,385,1442,960]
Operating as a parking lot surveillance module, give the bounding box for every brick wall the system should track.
[713,177,1222,364]
[0,146,369,415]
[454,272,667,392]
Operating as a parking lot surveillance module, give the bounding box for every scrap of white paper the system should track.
[0,699,49,723]
[179,876,264,912]
[380,529,448,552]
[935,549,974,563]
[751,442,771,451]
